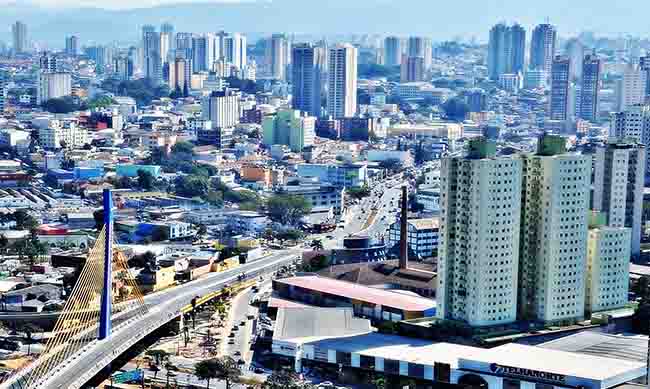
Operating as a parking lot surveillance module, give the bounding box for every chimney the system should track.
[399,185,408,270]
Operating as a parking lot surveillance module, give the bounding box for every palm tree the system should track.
[195,359,219,389]
[195,357,241,389]
[165,362,178,388]
[309,239,324,251]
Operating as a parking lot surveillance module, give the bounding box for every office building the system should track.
[388,218,439,260]
[616,64,647,111]
[224,33,247,70]
[192,34,215,73]
[39,124,88,149]
[280,184,345,214]
[12,21,27,54]
[296,162,367,188]
[400,56,425,83]
[550,56,571,121]
[328,44,358,118]
[498,73,522,93]
[639,55,650,100]
[488,23,525,80]
[519,134,591,324]
[566,38,584,82]
[143,31,163,85]
[201,88,241,129]
[437,138,522,326]
[591,141,645,258]
[384,36,401,67]
[263,109,316,153]
[407,36,432,70]
[65,35,79,57]
[37,72,71,105]
[196,126,233,149]
[578,54,601,121]
[523,69,549,90]
[39,53,62,73]
[464,88,487,112]
[113,55,134,81]
[267,34,289,80]
[175,32,193,60]
[586,217,631,314]
[529,23,556,73]
[291,43,325,117]
[160,22,175,50]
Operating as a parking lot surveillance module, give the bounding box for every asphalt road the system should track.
[13,249,300,389]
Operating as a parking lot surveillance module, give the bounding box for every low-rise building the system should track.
[115,164,162,178]
[296,163,367,188]
[281,184,345,215]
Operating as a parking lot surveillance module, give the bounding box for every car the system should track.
[237,359,246,365]
[247,314,255,320]
[232,326,239,331]
[254,368,265,374]
[228,339,235,344]
[228,333,235,338]
[234,351,241,356]
[240,320,246,325]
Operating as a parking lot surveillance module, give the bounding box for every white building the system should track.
[201,88,241,129]
[591,141,645,258]
[281,184,345,215]
[0,129,30,151]
[586,223,631,314]
[37,72,72,105]
[327,44,357,118]
[437,138,522,326]
[39,124,88,150]
[610,104,650,180]
[616,64,647,111]
[388,218,439,259]
[519,134,591,324]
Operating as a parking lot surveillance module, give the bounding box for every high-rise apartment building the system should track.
[578,54,601,121]
[65,35,79,57]
[384,36,402,67]
[550,56,570,121]
[437,138,522,326]
[175,32,193,59]
[566,38,584,82]
[0,72,6,112]
[169,57,191,94]
[263,109,316,153]
[161,22,175,50]
[37,72,72,105]
[407,36,432,70]
[616,64,647,111]
[530,23,557,73]
[39,53,62,73]
[143,31,163,85]
[591,141,645,257]
[223,33,247,70]
[519,134,591,324]
[12,21,27,54]
[488,23,526,80]
[586,217,631,314]
[113,55,133,81]
[639,55,650,101]
[291,43,325,117]
[400,56,425,83]
[267,34,289,80]
[327,44,357,119]
[610,104,650,183]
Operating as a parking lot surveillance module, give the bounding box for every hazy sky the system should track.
[0,0,246,9]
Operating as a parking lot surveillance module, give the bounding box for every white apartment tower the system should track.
[437,138,522,326]
[327,44,357,118]
[616,64,647,111]
[610,104,650,182]
[519,134,591,324]
[591,141,645,258]
[586,216,631,314]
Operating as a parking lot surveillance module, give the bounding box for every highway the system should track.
[4,249,300,389]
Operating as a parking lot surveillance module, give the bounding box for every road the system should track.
[7,249,300,389]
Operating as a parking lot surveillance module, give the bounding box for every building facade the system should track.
[328,44,358,118]
[292,43,325,117]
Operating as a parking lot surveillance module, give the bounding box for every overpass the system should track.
[2,248,298,389]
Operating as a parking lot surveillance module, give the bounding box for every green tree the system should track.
[379,159,403,172]
[309,239,324,251]
[41,96,80,114]
[263,369,314,389]
[347,186,371,200]
[195,357,240,389]
[146,349,170,365]
[267,194,311,226]
[171,141,195,156]
[175,175,210,198]
[13,209,39,231]
[137,169,156,191]
[196,224,208,236]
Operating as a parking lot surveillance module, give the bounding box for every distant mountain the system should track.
[0,0,648,48]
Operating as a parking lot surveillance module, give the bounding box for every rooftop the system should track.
[275,275,436,312]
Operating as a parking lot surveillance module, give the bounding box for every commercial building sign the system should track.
[490,363,566,384]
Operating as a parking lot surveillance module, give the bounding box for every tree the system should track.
[309,239,324,251]
[195,357,241,389]
[263,369,314,389]
[146,349,170,365]
[347,186,371,200]
[13,209,39,231]
[196,224,208,236]
[137,169,156,191]
[171,141,195,156]
[276,229,304,244]
[0,234,8,258]
[378,159,403,172]
[174,175,210,198]
[267,194,312,226]
[128,251,157,268]
[442,97,470,121]
[41,96,80,114]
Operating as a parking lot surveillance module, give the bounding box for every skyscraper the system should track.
[400,56,425,83]
[407,36,432,70]
[591,140,645,258]
[223,33,247,70]
[144,31,163,85]
[169,57,191,94]
[0,72,6,112]
[65,35,79,57]
[519,134,591,323]
[610,104,650,183]
[39,53,62,73]
[578,54,601,121]
[199,89,241,148]
[327,44,357,119]
[566,38,584,82]
[12,21,27,54]
[292,43,325,117]
[175,32,193,60]
[383,36,401,67]
[191,34,215,73]
[639,55,650,101]
[437,138,522,326]
[267,34,288,80]
[550,56,570,121]
[488,23,526,80]
[616,64,647,111]
[530,23,557,73]
[161,22,175,50]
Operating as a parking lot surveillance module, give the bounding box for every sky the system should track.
[0,0,248,9]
